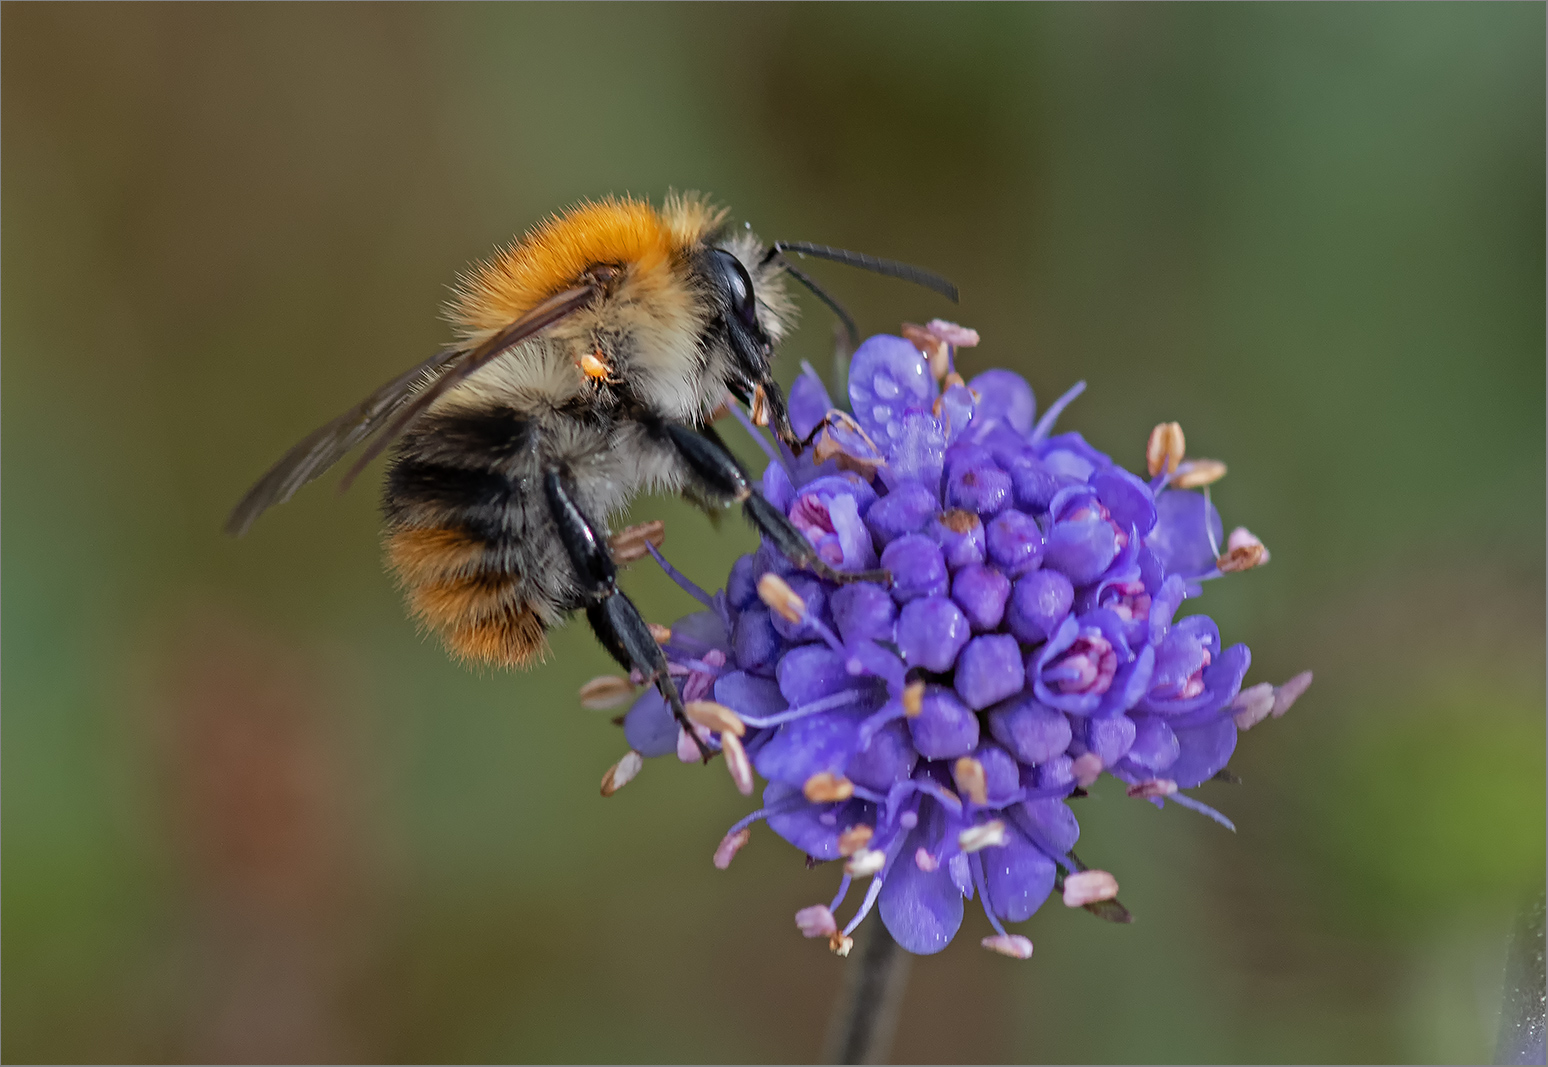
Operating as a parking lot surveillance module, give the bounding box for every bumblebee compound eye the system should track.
[707,248,761,333]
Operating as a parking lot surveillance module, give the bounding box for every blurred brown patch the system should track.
[151,606,379,1064]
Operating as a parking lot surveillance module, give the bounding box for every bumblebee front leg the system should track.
[542,469,713,763]
[663,423,890,587]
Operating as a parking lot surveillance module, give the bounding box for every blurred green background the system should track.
[4,3,1543,1063]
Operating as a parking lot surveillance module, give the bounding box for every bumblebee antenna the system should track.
[777,259,859,351]
[764,241,959,303]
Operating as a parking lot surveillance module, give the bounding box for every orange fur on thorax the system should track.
[450,193,727,337]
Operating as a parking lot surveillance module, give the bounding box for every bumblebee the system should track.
[227,193,954,754]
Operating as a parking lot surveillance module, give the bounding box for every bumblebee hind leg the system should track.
[542,469,712,763]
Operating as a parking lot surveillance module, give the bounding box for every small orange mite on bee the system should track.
[226,193,956,755]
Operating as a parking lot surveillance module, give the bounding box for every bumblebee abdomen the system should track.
[383,408,572,668]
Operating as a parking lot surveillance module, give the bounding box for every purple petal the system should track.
[926,511,986,569]
[1149,490,1223,579]
[896,596,972,672]
[1005,570,1074,644]
[732,607,782,673]
[946,462,1012,518]
[885,410,949,488]
[848,335,937,448]
[973,741,1023,803]
[830,582,897,645]
[753,709,863,785]
[950,563,1010,632]
[987,695,1073,765]
[1166,718,1238,788]
[623,689,679,758]
[908,684,981,760]
[982,831,1057,922]
[788,366,834,440]
[879,823,965,954]
[776,645,851,705]
[954,634,1026,710]
[1083,714,1136,765]
[1126,714,1180,772]
[968,369,1036,434]
[880,534,949,603]
[762,460,796,514]
[985,509,1045,578]
[1014,796,1081,855]
[1092,468,1157,536]
[1043,519,1119,586]
[714,670,788,718]
[864,481,938,548]
[847,720,919,792]
[726,554,759,611]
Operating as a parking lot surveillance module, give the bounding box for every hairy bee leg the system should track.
[543,470,712,763]
[664,423,891,587]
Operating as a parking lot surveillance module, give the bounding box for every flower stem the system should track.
[822,920,913,1064]
[1495,884,1546,1065]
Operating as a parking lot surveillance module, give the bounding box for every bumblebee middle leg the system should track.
[542,469,712,762]
[663,423,890,587]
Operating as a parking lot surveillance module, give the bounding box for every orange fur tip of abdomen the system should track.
[386,526,486,584]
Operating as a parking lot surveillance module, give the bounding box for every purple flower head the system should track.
[590,326,1300,962]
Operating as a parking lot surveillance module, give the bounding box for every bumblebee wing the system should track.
[226,282,599,536]
[224,343,467,536]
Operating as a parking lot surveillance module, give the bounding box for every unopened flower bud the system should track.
[837,824,874,857]
[958,819,1008,853]
[1170,458,1227,489]
[600,750,644,797]
[795,904,838,938]
[952,756,990,805]
[1146,422,1186,477]
[1218,527,1269,572]
[1126,778,1178,799]
[1232,682,1276,730]
[608,520,666,564]
[1272,671,1313,718]
[1063,869,1119,907]
[757,573,807,624]
[578,674,635,709]
[804,772,855,803]
[981,934,1034,959]
[684,700,746,738]
[713,827,751,869]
